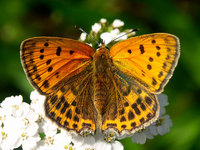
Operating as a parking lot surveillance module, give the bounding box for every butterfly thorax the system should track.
[92,46,114,128]
[93,46,111,74]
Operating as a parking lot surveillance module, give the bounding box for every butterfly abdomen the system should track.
[94,79,107,113]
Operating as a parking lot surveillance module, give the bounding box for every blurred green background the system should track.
[0,0,199,149]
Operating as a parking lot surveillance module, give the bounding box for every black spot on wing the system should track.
[56,47,62,56]
[139,45,145,54]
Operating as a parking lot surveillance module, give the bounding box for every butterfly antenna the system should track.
[107,28,139,45]
[75,25,100,45]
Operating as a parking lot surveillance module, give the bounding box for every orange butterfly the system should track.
[20,33,180,137]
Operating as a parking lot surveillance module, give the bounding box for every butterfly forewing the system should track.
[21,37,95,95]
[110,33,180,93]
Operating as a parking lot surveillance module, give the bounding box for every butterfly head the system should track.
[95,44,110,58]
[97,39,109,51]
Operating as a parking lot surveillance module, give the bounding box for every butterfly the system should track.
[20,33,180,137]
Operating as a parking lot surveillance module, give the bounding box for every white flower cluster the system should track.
[0,91,124,150]
[0,90,172,149]
[80,18,135,46]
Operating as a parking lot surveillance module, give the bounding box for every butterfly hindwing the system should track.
[110,33,180,93]
[45,66,97,134]
[101,69,159,135]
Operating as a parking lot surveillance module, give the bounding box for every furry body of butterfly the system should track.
[21,33,180,137]
[93,46,116,131]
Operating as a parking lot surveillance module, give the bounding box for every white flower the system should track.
[30,90,46,117]
[72,135,86,147]
[100,29,127,45]
[143,127,154,140]
[148,115,173,137]
[95,139,112,150]
[157,94,169,116]
[92,23,101,33]
[52,132,73,150]
[37,136,55,150]
[86,43,93,47]
[40,119,58,137]
[1,95,23,117]
[30,90,46,103]
[37,130,73,150]
[94,134,123,150]
[131,131,146,144]
[100,18,107,24]
[0,108,7,126]
[0,127,4,143]
[1,116,21,149]
[95,139,124,150]
[22,109,39,127]
[20,130,40,150]
[0,132,20,150]
[115,32,127,41]
[148,123,158,136]
[156,115,173,135]
[112,19,124,28]
[111,140,124,150]
[1,95,22,108]
[81,136,95,150]
[80,32,87,41]
[21,135,40,150]
[19,110,40,149]
[3,99,40,149]
[131,126,155,144]
[21,109,40,149]
[100,32,112,44]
